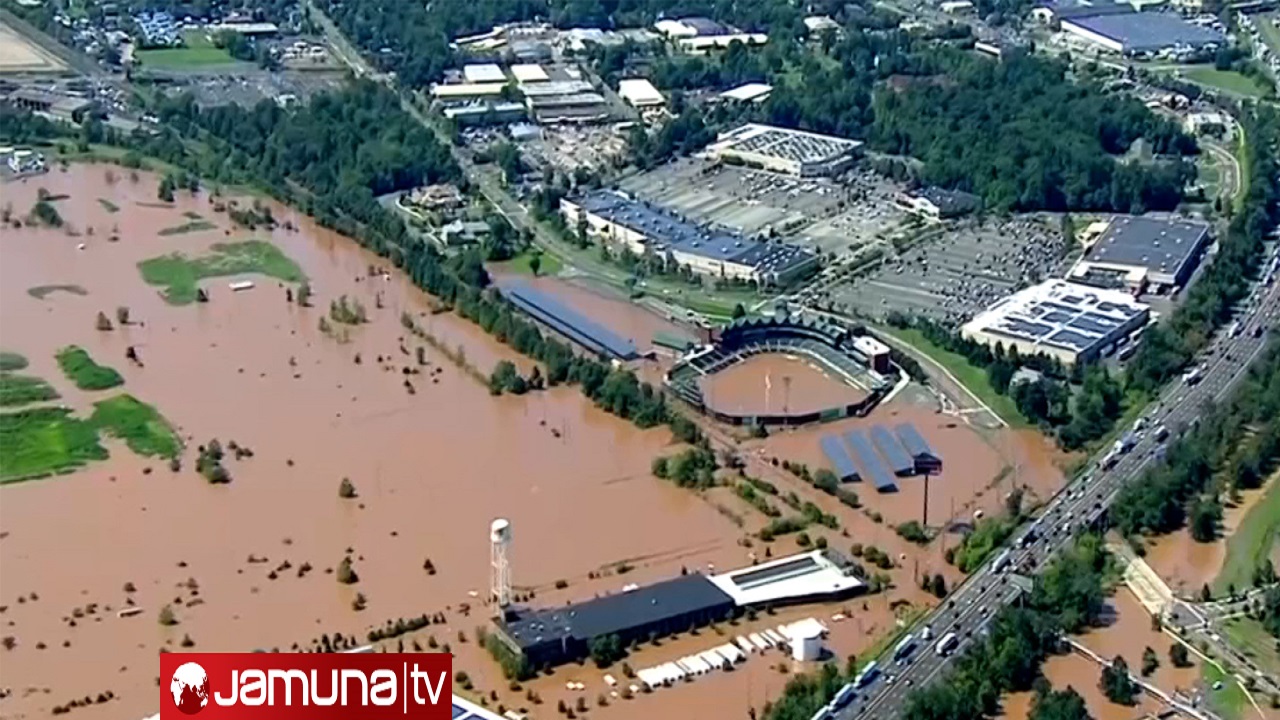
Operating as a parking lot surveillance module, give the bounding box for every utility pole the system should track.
[922,470,931,526]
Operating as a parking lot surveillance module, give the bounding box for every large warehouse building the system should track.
[561,190,818,285]
[1068,215,1211,292]
[961,279,1150,366]
[494,550,863,669]
[1060,11,1225,55]
[704,123,863,177]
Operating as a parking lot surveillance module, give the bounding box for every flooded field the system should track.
[700,354,870,417]
[1000,590,1201,720]
[0,166,753,719]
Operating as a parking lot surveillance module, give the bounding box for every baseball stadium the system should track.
[665,316,893,426]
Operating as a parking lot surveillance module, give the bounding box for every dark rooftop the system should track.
[1065,12,1225,53]
[1089,215,1210,281]
[895,423,939,461]
[912,186,980,216]
[501,574,735,649]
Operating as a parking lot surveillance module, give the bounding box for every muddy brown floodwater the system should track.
[0,166,755,720]
[699,354,869,417]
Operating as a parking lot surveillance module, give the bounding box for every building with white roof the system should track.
[462,63,507,83]
[704,123,862,177]
[719,82,773,103]
[961,279,1150,366]
[430,82,507,101]
[617,78,665,107]
[804,15,840,33]
[510,63,549,83]
[706,550,864,606]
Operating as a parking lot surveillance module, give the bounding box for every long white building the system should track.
[561,190,817,285]
[704,123,862,177]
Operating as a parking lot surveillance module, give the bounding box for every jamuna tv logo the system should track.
[160,653,452,719]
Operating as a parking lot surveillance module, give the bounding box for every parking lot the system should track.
[825,216,1072,324]
[521,125,629,174]
[155,68,347,106]
[618,159,909,256]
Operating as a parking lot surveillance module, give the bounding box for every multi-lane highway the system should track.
[831,260,1280,720]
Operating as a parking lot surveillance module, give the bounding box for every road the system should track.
[834,254,1280,720]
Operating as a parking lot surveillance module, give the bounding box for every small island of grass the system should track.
[0,374,61,408]
[89,394,182,458]
[158,219,218,236]
[0,352,29,372]
[56,346,124,391]
[138,240,306,305]
[0,407,107,483]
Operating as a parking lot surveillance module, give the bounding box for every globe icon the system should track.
[169,662,209,715]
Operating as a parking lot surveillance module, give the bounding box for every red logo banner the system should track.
[160,653,452,719]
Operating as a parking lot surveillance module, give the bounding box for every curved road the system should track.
[834,260,1280,720]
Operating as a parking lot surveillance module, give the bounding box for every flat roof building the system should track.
[898,187,981,219]
[1060,12,1225,55]
[510,63,549,83]
[430,82,507,101]
[1069,215,1211,291]
[654,16,731,38]
[719,82,773,103]
[463,63,507,83]
[562,190,818,285]
[677,33,768,53]
[961,279,1150,366]
[617,78,665,107]
[704,123,863,177]
[441,101,526,126]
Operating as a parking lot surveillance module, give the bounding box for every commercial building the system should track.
[1068,215,1211,292]
[430,82,506,101]
[510,63,549,84]
[704,123,863,177]
[961,279,1150,366]
[897,187,981,219]
[442,101,526,126]
[654,16,731,38]
[617,78,665,107]
[495,550,862,669]
[561,190,818,284]
[1060,12,1225,55]
[463,63,507,83]
[718,82,773,103]
[803,15,840,33]
[852,335,891,374]
[522,79,610,124]
[502,280,640,360]
[8,88,93,124]
[677,33,768,53]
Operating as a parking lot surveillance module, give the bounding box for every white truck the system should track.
[935,632,959,656]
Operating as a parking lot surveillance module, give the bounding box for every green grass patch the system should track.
[1215,475,1280,594]
[1182,68,1270,99]
[138,240,306,305]
[55,346,124,391]
[497,249,564,277]
[0,352,29,372]
[1201,661,1247,720]
[1221,616,1280,680]
[88,394,181,459]
[27,284,88,300]
[97,198,120,213]
[182,211,204,220]
[136,30,237,69]
[157,220,217,236]
[0,407,107,483]
[879,326,1028,428]
[0,374,61,408]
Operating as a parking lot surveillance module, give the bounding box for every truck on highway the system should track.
[1154,424,1169,442]
[1183,365,1203,385]
[854,661,879,688]
[935,632,959,656]
[1114,432,1136,454]
[992,549,1012,572]
[832,684,857,709]
[1229,320,1243,338]
[893,634,917,662]
[1101,449,1119,470]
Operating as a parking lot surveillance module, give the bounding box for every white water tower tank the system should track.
[791,624,823,662]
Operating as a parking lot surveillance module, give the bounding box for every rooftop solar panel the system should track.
[1047,329,1093,350]
[843,430,897,491]
[504,282,639,360]
[870,425,915,476]
[821,435,859,481]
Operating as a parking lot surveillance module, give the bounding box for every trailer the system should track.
[832,684,857,709]
[935,632,959,656]
[854,661,879,687]
[992,550,1012,572]
[892,634,916,661]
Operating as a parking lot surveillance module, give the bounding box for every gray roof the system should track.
[843,430,897,492]
[913,187,980,216]
[504,281,639,360]
[1090,215,1210,280]
[821,434,860,480]
[500,574,734,649]
[1064,12,1225,53]
[895,423,939,462]
[870,425,914,475]
[577,191,816,276]
[680,16,731,35]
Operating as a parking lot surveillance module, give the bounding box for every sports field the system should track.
[0,21,68,74]
[135,30,238,69]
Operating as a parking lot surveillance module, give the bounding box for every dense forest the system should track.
[1126,105,1280,390]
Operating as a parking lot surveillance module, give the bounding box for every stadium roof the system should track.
[501,574,734,649]
[1086,215,1210,283]
[503,281,639,360]
[719,83,773,102]
[1064,12,1225,52]
[618,78,665,107]
[821,434,860,480]
[843,430,897,492]
[574,191,816,276]
[463,63,507,83]
[962,279,1149,356]
[870,425,914,475]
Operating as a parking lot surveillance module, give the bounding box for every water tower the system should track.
[490,518,513,611]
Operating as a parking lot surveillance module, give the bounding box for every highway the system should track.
[834,255,1280,720]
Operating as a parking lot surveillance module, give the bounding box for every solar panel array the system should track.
[843,430,897,492]
[504,281,639,360]
[821,435,859,480]
[870,425,914,476]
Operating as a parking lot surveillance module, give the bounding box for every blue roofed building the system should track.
[843,429,897,492]
[502,280,639,360]
[561,190,818,286]
[870,425,914,476]
[821,434,860,481]
[960,279,1149,366]
[895,422,942,474]
[1060,11,1225,55]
